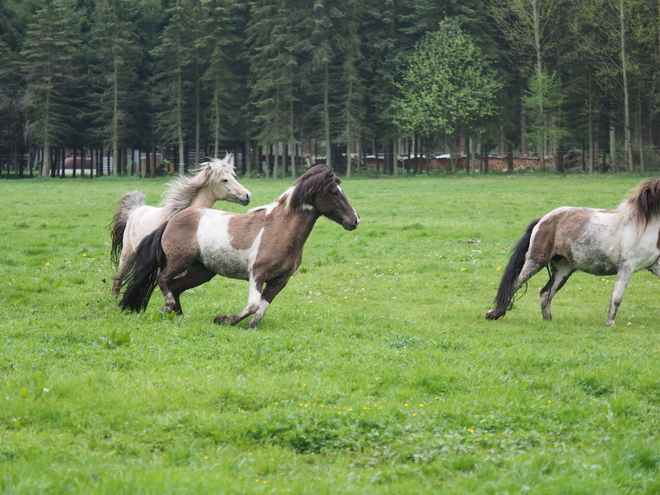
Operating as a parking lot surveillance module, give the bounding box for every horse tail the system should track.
[118,225,167,313]
[110,191,146,265]
[487,218,540,319]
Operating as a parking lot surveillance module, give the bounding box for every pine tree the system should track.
[88,0,141,175]
[151,0,195,174]
[20,0,80,176]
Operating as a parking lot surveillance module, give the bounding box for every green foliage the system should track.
[2,175,660,492]
[523,70,571,149]
[392,19,502,138]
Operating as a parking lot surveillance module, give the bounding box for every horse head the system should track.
[202,156,252,206]
[289,165,360,231]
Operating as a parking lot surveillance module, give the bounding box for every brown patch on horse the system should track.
[227,209,270,251]
[161,207,204,261]
[529,208,594,265]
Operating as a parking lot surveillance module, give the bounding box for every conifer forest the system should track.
[2,0,660,177]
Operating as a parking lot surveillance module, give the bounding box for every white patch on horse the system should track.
[338,186,360,225]
[196,210,263,280]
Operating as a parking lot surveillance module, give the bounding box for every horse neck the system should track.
[187,186,218,209]
[278,207,320,245]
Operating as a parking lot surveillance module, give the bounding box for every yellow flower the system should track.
[467,428,475,433]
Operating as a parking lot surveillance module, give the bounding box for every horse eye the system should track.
[222,179,229,183]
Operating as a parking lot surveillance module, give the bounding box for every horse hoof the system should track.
[606,320,616,327]
[485,310,504,320]
[214,315,230,325]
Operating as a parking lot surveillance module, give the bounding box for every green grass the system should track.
[2,172,660,493]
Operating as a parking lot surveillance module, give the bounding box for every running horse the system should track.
[486,178,660,326]
[110,156,251,296]
[119,165,360,328]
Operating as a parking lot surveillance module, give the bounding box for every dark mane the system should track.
[626,178,660,230]
[286,165,337,212]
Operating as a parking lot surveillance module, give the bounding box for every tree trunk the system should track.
[521,104,528,155]
[532,0,546,171]
[638,87,645,173]
[588,73,594,174]
[620,0,633,172]
[42,90,51,177]
[609,119,616,172]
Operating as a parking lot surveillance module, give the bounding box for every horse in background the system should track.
[118,165,360,329]
[110,156,251,296]
[486,178,660,326]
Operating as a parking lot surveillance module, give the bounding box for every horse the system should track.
[118,165,360,328]
[109,156,251,296]
[486,178,660,326]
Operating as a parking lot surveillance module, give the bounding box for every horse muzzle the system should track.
[343,214,360,231]
[237,193,252,206]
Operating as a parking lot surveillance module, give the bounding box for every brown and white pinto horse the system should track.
[110,157,251,296]
[486,178,660,326]
[119,165,360,328]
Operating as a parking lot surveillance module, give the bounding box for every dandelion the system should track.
[45,262,50,266]
[467,428,475,433]
[83,253,87,257]
[461,268,466,271]
[496,266,502,271]
[404,403,409,407]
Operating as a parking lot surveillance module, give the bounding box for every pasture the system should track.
[1,173,660,494]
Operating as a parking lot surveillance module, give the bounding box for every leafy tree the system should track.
[523,70,570,171]
[392,19,502,172]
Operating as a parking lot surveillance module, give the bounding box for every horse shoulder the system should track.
[162,208,206,257]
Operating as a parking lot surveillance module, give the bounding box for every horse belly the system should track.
[196,213,254,281]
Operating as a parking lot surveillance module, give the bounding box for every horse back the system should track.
[530,207,612,263]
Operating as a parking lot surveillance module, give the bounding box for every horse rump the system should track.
[486,217,540,319]
[110,191,146,265]
[119,225,167,313]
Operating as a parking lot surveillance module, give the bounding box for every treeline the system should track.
[1,0,659,178]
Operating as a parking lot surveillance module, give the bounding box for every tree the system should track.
[151,0,195,174]
[392,19,502,173]
[20,0,80,176]
[88,0,141,175]
[491,0,567,170]
[524,70,569,171]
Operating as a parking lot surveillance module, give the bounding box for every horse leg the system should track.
[160,261,216,314]
[214,276,288,329]
[606,265,635,326]
[156,255,198,315]
[247,278,289,329]
[112,244,135,296]
[486,259,545,319]
[540,260,574,321]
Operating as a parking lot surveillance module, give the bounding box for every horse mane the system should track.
[620,178,660,234]
[278,165,337,213]
[161,156,235,219]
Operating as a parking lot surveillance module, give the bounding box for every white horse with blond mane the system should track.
[110,156,251,295]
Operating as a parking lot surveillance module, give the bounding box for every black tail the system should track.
[118,225,167,313]
[488,218,540,319]
[110,191,146,265]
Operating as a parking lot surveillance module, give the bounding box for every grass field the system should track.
[2,172,660,494]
